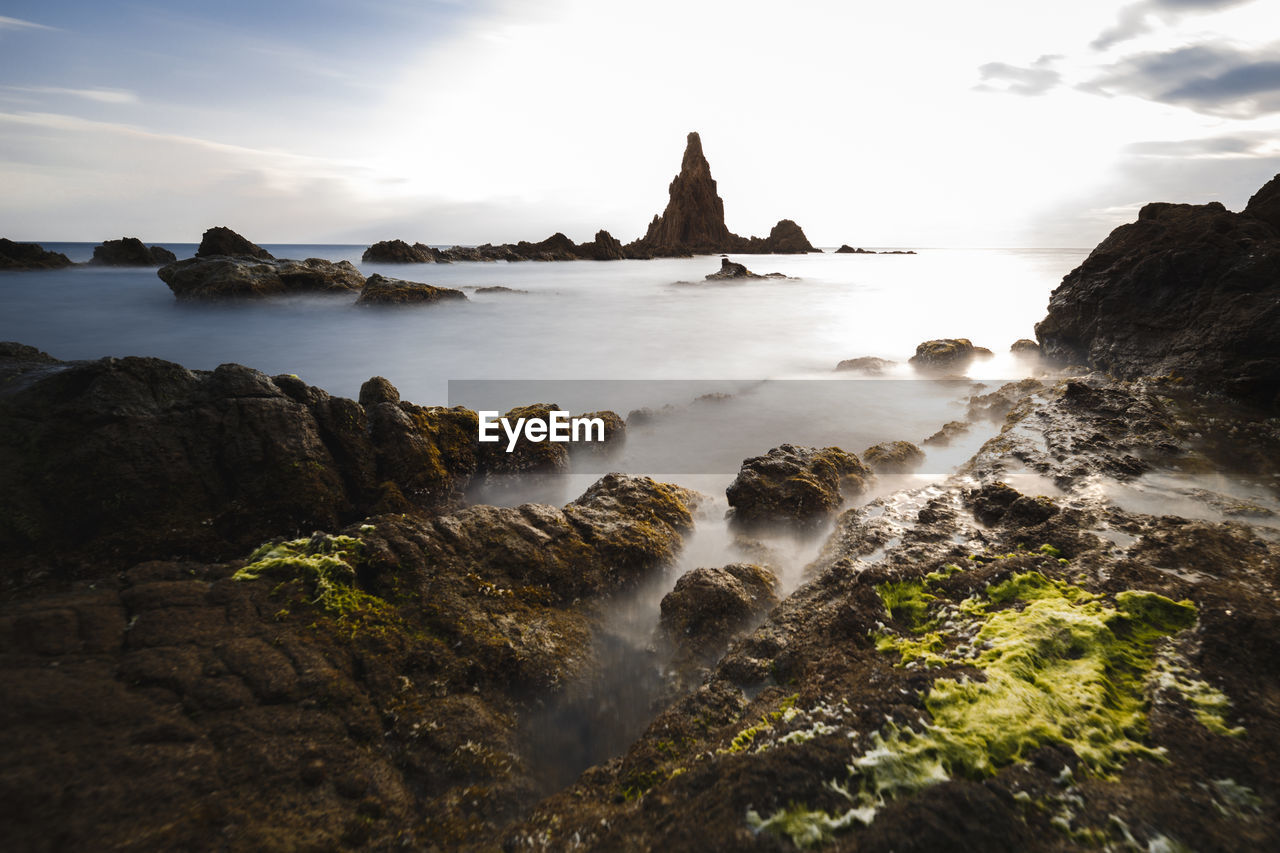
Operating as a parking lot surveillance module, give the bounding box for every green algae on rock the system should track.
[752,570,1238,848]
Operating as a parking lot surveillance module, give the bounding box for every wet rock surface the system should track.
[355,273,467,305]
[727,444,872,528]
[0,473,699,851]
[158,256,366,299]
[5,337,1280,850]
[508,376,1280,851]
[0,238,72,271]
[0,348,572,584]
[661,563,780,671]
[862,440,926,474]
[1035,176,1280,408]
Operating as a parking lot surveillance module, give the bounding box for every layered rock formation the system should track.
[89,237,176,266]
[625,132,819,258]
[1035,174,1280,408]
[0,238,72,271]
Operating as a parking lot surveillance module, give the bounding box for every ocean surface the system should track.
[0,243,1085,564]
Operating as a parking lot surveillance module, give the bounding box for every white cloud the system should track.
[3,86,140,105]
[0,15,53,32]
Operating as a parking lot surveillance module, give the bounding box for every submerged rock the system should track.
[0,238,72,271]
[1035,176,1280,407]
[195,225,273,259]
[835,356,896,374]
[660,563,780,664]
[356,273,467,305]
[835,244,873,254]
[862,440,926,474]
[90,237,176,266]
[158,256,365,299]
[726,444,871,528]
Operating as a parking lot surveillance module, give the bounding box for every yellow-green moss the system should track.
[752,572,1226,848]
[233,533,401,637]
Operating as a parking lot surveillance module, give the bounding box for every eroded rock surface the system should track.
[727,444,872,528]
[1035,178,1280,408]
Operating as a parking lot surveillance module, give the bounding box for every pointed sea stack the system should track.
[626,131,819,257]
[636,132,735,254]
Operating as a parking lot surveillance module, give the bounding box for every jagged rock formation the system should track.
[625,132,819,258]
[1036,174,1280,408]
[355,273,467,305]
[196,226,273,259]
[158,257,366,299]
[89,237,176,266]
[0,238,72,271]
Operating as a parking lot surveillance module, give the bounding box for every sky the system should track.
[1,0,1278,247]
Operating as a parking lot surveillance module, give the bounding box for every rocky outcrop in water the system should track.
[908,338,993,373]
[158,256,365,299]
[1035,175,1280,408]
[196,226,273,259]
[1011,338,1040,355]
[89,237,176,266]
[362,239,443,264]
[861,440,926,474]
[726,444,871,528]
[0,238,72,271]
[835,356,896,374]
[625,132,819,257]
[355,273,467,305]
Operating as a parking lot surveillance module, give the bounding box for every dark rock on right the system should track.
[726,444,871,528]
[1035,174,1280,408]
[195,225,274,259]
[0,238,72,271]
[90,237,176,266]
